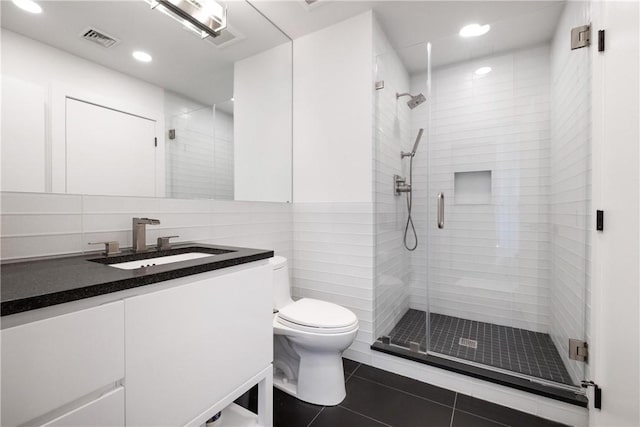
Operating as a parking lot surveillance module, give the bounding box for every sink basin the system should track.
[108,252,215,270]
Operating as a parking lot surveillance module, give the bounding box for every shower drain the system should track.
[458,338,478,349]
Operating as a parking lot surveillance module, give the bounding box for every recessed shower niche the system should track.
[454,170,492,204]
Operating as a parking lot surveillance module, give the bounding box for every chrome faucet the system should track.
[132,217,160,252]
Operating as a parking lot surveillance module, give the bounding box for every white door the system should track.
[66,98,157,196]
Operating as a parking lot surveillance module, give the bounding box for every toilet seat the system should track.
[276,298,358,334]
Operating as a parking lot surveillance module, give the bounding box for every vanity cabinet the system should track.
[1,301,125,427]
[1,260,273,427]
[124,263,273,426]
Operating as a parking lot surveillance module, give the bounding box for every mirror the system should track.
[1,0,292,202]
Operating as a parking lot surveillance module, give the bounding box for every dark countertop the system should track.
[1,243,274,316]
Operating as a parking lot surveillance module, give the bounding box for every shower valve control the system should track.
[394,175,411,195]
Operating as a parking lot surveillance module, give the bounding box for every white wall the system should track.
[425,45,552,333]
[234,43,292,203]
[214,109,235,200]
[1,76,47,193]
[292,11,374,203]
[548,0,592,386]
[292,203,375,361]
[0,192,292,262]
[0,29,166,196]
[372,16,413,340]
[590,1,640,425]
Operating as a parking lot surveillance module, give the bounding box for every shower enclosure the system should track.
[372,2,591,397]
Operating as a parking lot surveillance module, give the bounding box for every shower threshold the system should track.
[371,310,588,408]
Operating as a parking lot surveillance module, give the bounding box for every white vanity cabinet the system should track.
[124,263,273,426]
[1,301,125,427]
[1,260,274,427]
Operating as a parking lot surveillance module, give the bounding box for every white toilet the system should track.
[270,256,359,406]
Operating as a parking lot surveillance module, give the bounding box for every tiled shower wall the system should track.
[165,92,234,201]
[0,192,292,262]
[423,45,553,333]
[372,19,413,340]
[549,1,592,384]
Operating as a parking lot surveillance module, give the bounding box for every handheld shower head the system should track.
[401,128,425,158]
[411,128,424,155]
[396,92,427,109]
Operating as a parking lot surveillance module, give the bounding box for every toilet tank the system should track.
[270,256,294,310]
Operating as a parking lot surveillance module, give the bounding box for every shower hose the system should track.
[404,155,418,251]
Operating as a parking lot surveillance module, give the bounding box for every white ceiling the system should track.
[252,0,566,72]
[2,0,567,103]
[1,0,290,106]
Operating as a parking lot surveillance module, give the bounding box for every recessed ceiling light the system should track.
[475,66,492,75]
[459,23,490,38]
[12,0,42,14]
[132,51,153,63]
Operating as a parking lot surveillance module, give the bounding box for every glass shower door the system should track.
[426,27,591,389]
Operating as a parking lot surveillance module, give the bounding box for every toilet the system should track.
[270,256,359,406]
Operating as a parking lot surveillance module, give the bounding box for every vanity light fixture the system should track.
[132,51,153,63]
[12,0,42,14]
[146,0,227,39]
[459,23,490,38]
[475,66,492,75]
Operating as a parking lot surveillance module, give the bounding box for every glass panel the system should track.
[426,2,591,388]
[373,43,430,354]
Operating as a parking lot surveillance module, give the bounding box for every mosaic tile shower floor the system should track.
[381,309,575,386]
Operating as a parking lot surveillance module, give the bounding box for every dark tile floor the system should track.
[235,359,569,427]
[383,310,574,386]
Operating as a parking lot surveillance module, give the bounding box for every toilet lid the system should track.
[278,298,358,329]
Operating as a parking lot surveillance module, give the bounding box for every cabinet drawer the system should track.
[1,301,124,427]
[40,387,124,427]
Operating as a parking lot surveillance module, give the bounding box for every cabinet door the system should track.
[1,302,125,427]
[125,264,272,427]
[40,387,124,427]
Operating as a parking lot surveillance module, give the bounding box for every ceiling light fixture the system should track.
[147,0,227,39]
[475,66,492,75]
[132,51,153,63]
[11,0,42,14]
[459,23,490,38]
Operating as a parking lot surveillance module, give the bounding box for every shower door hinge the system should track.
[571,25,591,50]
[569,338,588,362]
[581,381,602,409]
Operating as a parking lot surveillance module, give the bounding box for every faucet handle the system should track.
[157,235,179,251]
[89,241,121,256]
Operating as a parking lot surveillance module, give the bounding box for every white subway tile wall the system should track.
[291,202,374,361]
[549,1,592,384]
[164,92,235,200]
[372,18,415,341]
[0,192,292,261]
[423,45,553,333]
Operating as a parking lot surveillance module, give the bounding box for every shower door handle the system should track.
[437,193,444,229]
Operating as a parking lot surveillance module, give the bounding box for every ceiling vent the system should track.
[205,24,245,49]
[80,27,121,48]
[298,0,325,11]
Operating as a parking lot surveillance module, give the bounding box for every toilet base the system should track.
[273,357,346,407]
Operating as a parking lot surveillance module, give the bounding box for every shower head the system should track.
[396,92,427,109]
